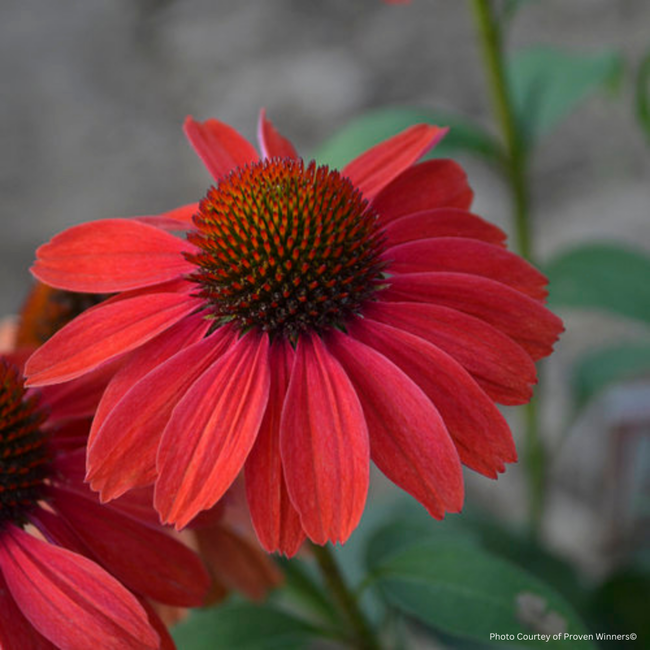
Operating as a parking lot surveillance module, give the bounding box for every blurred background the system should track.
[2,0,649,607]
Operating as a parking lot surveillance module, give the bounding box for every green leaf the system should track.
[589,567,650,642]
[365,517,477,570]
[572,342,650,409]
[172,602,321,650]
[370,541,595,649]
[508,48,623,145]
[544,243,650,324]
[636,49,650,144]
[312,107,502,169]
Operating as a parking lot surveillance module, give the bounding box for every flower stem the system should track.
[469,0,545,536]
[311,543,381,650]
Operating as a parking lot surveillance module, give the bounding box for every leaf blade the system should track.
[544,244,650,324]
[313,108,502,169]
[172,602,321,650]
[371,541,595,649]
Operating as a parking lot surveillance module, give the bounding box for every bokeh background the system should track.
[2,0,649,585]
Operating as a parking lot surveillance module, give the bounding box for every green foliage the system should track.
[545,243,650,324]
[508,47,622,146]
[312,107,502,169]
[636,49,650,144]
[172,602,321,650]
[367,539,595,649]
[571,342,650,409]
[588,567,650,641]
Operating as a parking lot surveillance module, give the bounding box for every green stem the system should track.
[469,0,545,536]
[311,543,381,650]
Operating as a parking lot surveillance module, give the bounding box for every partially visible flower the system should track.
[14,282,110,350]
[6,280,282,610]
[26,110,564,555]
[0,357,210,649]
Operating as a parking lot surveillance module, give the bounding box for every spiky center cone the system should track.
[0,362,50,530]
[187,159,386,339]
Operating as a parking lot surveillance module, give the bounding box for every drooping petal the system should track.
[0,570,56,650]
[280,334,369,545]
[194,525,283,600]
[348,318,516,478]
[342,125,447,200]
[30,506,89,556]
[327,331,464,518]
[385,237,548,300]
[155,333,271,529]
[32,219,195,293]
[380,272,564,361]
[25,292,200,386]
[372,159,474,223]
[87,325,236,501]
[136,202,199,231]
[50,486,210,607]
[364,301,536,405]
[245,338,305,557]
[184,116,259,181]
[257,108,299,160]
[39,357,124,426]
[382,208,507,247]
[139,599,177,650]
[0,526,159,650]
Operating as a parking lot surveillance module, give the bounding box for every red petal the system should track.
[257,108,299,160]
[40,357,123,426]
[0,570,56,650]
[30,505,90,556]
[87,324,235,501]
[155,333,271,529]
[280,334,369,545]
[348,318,516,478]
[0,526,159,650]
[50,486,210,607]
[383,208,507,247]
[184,116,259,180]
[87,313,210,446]
[328,331,463,518]
[139,599,177,650]
[385,237,548,300]
[194,525,283,600]
[342,125,447,200]
[381,272,564,361]
[32,218,194,292]
[365,301,536,405]
[136,202,199,231]
[25,292,199,386]
[372,159,474,223]
[245,338,305,557]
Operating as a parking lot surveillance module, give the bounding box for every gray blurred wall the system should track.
[2,0,649,315]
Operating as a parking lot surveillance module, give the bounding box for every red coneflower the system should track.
[0,357,210,650]
[26,111,563,555]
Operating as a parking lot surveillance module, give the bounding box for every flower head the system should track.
[0,357,210,650]
[26,110,563,555]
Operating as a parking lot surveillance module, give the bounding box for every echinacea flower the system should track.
[26,111,563,555]
[0,357,210,650]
